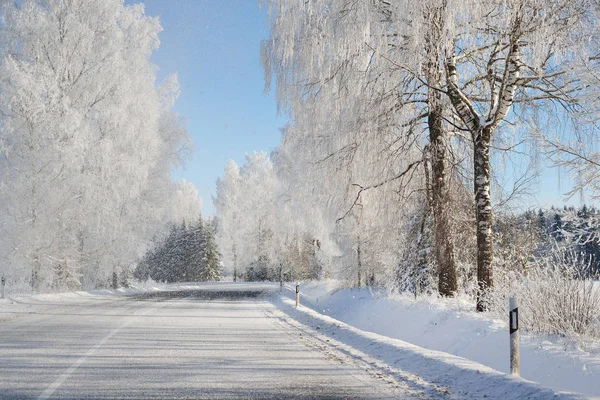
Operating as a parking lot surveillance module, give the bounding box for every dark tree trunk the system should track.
[31,255,40,292]
[425,5,458,297]
[414,150,431,298]
[429,104,458,296]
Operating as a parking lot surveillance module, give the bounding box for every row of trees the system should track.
[214,154,322,283]
[0,0,201,291]
[495,206,600,276]
[134,216,221,283]
[247,0,600,310]
[214,0,600,310]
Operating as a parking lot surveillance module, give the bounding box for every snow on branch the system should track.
[336,160,421,223]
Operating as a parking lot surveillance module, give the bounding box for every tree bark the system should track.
[425,5,458,297]
[474,127,493,311]
[429,102,458,296]
[414,150,431,298]
[445,51,503,310]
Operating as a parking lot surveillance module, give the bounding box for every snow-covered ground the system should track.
[281,281,600,398]
[0,281,275,324]
[0,280,201,327]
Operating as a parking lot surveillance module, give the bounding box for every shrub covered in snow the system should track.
[490,248,600,341]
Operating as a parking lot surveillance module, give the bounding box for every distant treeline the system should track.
[495,205,600,276]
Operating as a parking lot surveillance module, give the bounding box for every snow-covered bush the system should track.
[490,248,600,341]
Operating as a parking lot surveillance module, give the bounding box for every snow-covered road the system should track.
[0,284,409,399]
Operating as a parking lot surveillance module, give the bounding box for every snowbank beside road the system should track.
[0,281,279,324]
[0,280,172,324]
[280,281,600,398]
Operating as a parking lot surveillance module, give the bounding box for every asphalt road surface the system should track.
[0,284,415,399]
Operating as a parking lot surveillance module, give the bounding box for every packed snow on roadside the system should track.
[280,281,600,398]
[0,279,175,324]
[0,281,278,324]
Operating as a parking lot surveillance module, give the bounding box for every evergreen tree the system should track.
[537,209,547,231]
[552,213,565,242]
[493,205,600,278]
[201,220,221,282]
[186,217,205,282]
[136,216,222,283]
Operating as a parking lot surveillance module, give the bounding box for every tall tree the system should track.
[201,219,221,282]
[261,0,458,294]
[214,161,242,281]
[0,0,191,290]
[422,2,458,295]
[440,0,586,310]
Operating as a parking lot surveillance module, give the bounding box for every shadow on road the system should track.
[128,289,271,301]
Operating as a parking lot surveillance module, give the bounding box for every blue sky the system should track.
[134,0,286,215]
[134,0,591,216]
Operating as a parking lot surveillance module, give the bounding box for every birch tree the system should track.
[214,160,242,281]
[440,0,586,310]
[215,153,283,281]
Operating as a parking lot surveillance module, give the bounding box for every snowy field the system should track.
[283,281,600,398]
[0,282,597,399]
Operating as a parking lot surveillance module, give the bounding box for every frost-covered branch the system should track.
[336,160,421,223]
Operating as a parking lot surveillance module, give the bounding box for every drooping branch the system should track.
[336,160,421,223]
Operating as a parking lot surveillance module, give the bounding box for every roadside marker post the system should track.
[1,277,5,299]
[509,297,519,376]
[295,283,300,308]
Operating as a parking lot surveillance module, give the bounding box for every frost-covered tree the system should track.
[236,152,279,280]
[0,0,191,291]
[261,0,458,295]
[540,2,600,203]
[172,180,203,225]
[135,213,223,284]
[438,0,587,310]
[260,0,600,309]
[214,152,318,282]
[214,160,242,281]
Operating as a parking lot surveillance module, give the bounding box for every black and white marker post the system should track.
[295,283,300,308]
[1,277,5,299]
[509,297,519,376]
